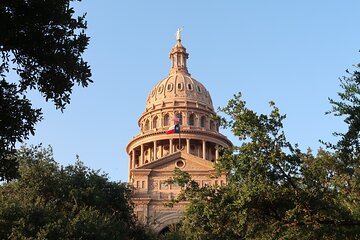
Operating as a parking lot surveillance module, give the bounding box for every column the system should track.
[202,140,206,160]
[170,139,173,154]
[144,204,149,225]
[128,154,131,182]
[160,142,163,158]
[154,140,157,161]
[215,144,219,162]
[132,150,135,169]
[140,144,144,165]
[186,139,190,154]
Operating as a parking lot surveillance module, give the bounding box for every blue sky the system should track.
[27,1,360,182]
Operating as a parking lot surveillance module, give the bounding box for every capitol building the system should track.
[126,31,232,233]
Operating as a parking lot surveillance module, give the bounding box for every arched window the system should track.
[188,113,195,126]
[164,114,170,126]
[152,116,158,129]
[210,120,215,130]
[144,119,150,131]
[200,116,206,128]
[175,112,183,125]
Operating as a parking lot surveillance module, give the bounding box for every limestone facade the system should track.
[126,35,231,233]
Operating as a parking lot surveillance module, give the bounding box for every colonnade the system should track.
[129,138,219,169]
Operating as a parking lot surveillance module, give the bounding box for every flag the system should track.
[166,123,180,134]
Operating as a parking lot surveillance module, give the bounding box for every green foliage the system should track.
[169,92,360,239]
[327,65,360,196]
[0,146,154,240]
[0,0,92,181]
[328,65,360,156]
[159,224,186,240]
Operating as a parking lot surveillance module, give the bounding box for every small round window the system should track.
[175,160,185,168]
[187,83,193,91]
[166,83,173,92]
[158,85,164,93]
[177,83,184,91]
[196,85,202,93]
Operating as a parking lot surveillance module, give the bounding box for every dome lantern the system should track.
[169,28,189,75]
[145,30,214,112]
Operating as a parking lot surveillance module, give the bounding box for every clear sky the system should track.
[26,1,360,182]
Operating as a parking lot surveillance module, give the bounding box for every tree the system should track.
[169,92,360,239]
[327,64,360,182]
[0,0,92,181]
[0,146,154,240]
[328,64,360,155]
[325,63,360,234]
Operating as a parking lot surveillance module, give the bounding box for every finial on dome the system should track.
[176,27,183,41]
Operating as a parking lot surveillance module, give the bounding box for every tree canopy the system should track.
[168,62,360,239]
[0,146,154,240]
[0,0,92,181]
[328,64,360,165]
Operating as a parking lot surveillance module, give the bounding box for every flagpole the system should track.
[178,129,181,151]
[172,114,181,151]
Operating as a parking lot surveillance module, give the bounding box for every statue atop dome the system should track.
[176,27,183,41]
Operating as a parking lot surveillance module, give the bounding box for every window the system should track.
[188,113,195,126]
[177,83,184,91]
[167,83,173,92]
[187,83,193,91]
[175,112,183,125]
[152,116,158,129]
[160,181,168,190]
[164,114,170,126]
[196,85,202,93]
[144,119,150,131]
[175,160,185,168]
[200,116,205,128]
[210,120,215,130]
[171,182,180,190]
[203,180,211,187]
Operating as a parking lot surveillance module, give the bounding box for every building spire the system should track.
[169,28,189,75]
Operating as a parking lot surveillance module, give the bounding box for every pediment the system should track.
[135,151,215,172]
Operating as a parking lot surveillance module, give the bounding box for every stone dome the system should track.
[145,38,213,112]
[145,73,213,111]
